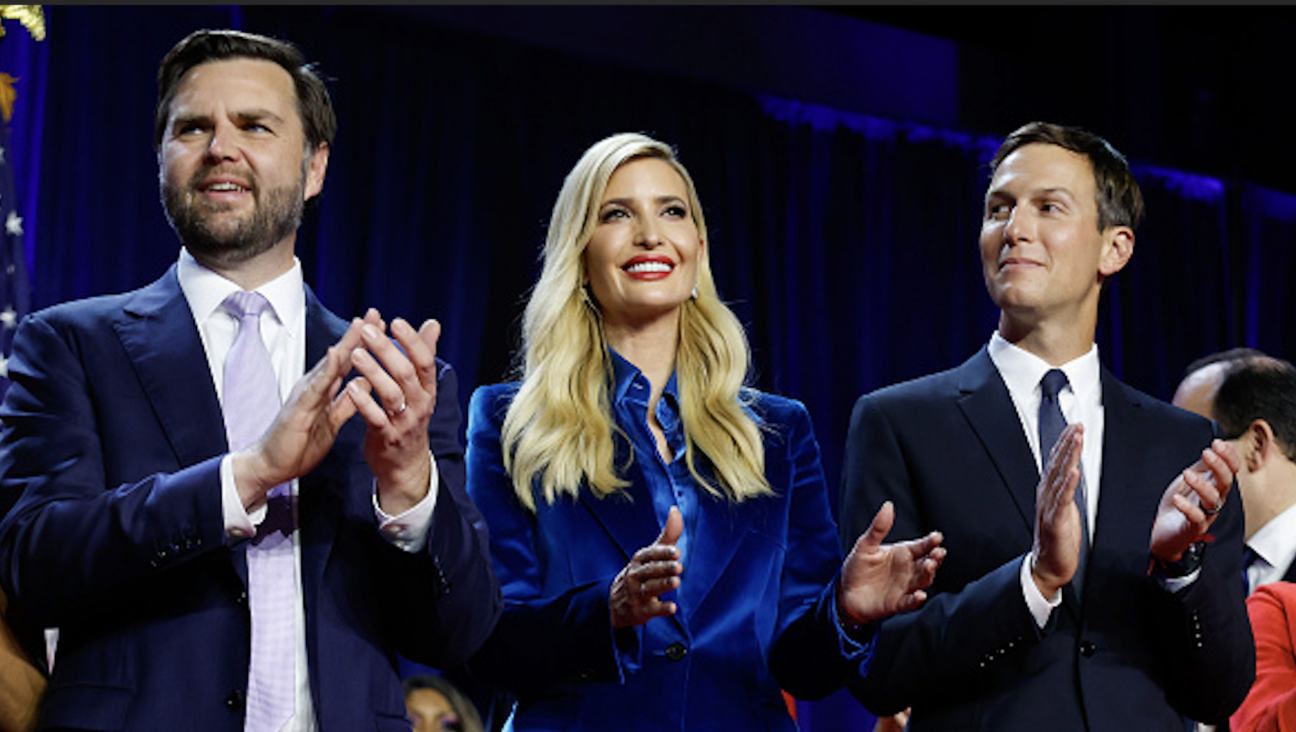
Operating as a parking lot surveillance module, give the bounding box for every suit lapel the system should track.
[956,348,1039,534]
[114,266,245,586]
[679,490,746,620]
[1074,369,1160,617]
[577,485,658,567]
[1092,370,1149,561]
[113,265,227,468]
[297,290,352,604]
[577,464,691,636]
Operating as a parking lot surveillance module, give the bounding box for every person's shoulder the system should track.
[743,388,804,415]
[24,289,146,333]
[856,359,972,410]
[1106,374,1212,432]
[1250,580,1296,615]
[1255,580,1296,603]
[472,381,521,402]
[468,381,522,421]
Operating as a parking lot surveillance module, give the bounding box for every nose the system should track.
[636,216,664,248]
[1002,206,1032,244]
[204,122,240,163]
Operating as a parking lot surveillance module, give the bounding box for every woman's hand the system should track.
[610,506,685,629]
[839,501,945,624]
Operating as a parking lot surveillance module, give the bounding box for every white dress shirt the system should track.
[177,249,438,732]
[988,332,1104,626]
[1246,501,1296,594]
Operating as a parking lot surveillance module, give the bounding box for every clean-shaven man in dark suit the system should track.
[0,29,500,731]
[839,122,1255,731]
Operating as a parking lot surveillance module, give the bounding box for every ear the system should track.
[1238,419,1275,473]
[1098,226,1134,277]
[304,142,330,201]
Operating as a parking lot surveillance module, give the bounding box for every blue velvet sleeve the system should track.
[463,384,631,696]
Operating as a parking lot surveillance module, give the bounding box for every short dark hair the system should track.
[1214,356,1296,462]
[1182,347,1268,381]
[990,121,1144,232]
[154,29,336,151]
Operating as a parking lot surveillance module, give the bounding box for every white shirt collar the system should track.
[988,330,1101,405]
[176,247,305,328]
[1249,501,1296,577]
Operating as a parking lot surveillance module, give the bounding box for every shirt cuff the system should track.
[1020,554,1062,628]
[828,585,877,659]
[1156,568,1202,593]
[220,455,258,541]
[373,451,439,553]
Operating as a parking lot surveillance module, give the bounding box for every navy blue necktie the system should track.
[1039,369,1089,597]
[1241,546,1258,596]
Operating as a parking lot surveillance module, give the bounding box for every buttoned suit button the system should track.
[1079,640,1097,657]
[665,642,687,662]
[225,690,245,710]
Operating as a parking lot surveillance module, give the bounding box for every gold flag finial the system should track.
[0,6,46,42]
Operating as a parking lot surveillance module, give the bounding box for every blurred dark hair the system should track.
[1214,355,1296,462]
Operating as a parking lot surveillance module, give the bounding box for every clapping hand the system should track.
[839,501,945,624]
[1150,439,1240,563]
[610,506,685,629]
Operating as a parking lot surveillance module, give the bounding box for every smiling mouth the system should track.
[204,182,249,192]
[624,261,673,275]
[999,258,1044,271]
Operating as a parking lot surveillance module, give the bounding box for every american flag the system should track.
[0,7,38,400]
[0,86,30,400]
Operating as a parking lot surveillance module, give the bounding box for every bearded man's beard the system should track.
[162,173,306,267]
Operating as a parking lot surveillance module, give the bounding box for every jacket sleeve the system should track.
[838,392,1044,715]
[462,386,628,697]
[0,312,229,623]
[768,398,876,700]
[380,362,503,669]
[1152,424,1256,724]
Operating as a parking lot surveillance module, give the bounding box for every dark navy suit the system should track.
[839,347,1254,731]
[0,266,501,731]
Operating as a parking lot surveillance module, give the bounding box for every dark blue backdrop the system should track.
[3,6,1295,730]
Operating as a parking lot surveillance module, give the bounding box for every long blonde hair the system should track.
[500,132,772,511]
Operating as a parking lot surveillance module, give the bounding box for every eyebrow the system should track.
[600,195,687,208]
[170,108,287,128]
[233,109,286,125]
[986,186,1076,201]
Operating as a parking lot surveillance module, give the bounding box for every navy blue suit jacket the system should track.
[839,347,1254,731]
[0,266,501,731]
[464,383,871,731]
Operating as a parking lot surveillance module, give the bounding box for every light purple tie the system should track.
[222,291,295,732]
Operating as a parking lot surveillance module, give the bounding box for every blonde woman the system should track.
[465,133,944,731]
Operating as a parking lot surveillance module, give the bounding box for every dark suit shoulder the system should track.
[24,290,141,331]
[856,364,966,406]
[1104,372,1216,438]
[847,356,986,437]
